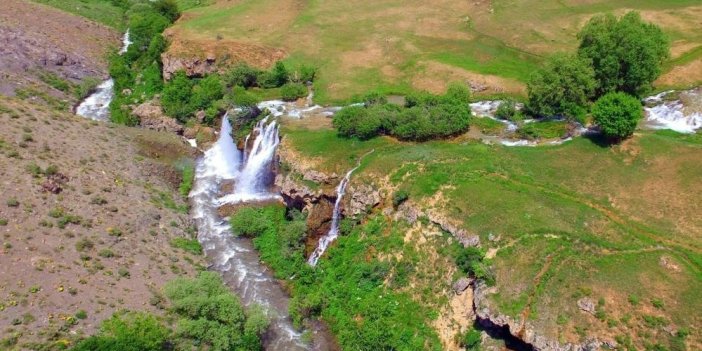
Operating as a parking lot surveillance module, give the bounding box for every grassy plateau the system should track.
[166,0,702,103]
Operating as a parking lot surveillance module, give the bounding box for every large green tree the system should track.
[591,92,643,141]
[578,11,669,97]
[526,53,597,119]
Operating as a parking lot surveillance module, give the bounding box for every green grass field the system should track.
[282,120,702,349]
[168,0,702,103]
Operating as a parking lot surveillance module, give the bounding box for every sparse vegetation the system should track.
[170,237,202,255]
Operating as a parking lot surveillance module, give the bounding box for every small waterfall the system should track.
[75,30,131,121]
[644,89,702,133]
[308,150,374,266]
[190,115,308,350]
[218,116,281,204]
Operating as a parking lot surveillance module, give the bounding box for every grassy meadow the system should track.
[168,0,702,103]
[282,117,702,349]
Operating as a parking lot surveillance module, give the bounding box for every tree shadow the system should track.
[583,132,615,148]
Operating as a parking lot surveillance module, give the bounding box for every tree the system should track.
[526,53,596,119]
[161,71,195,122]
[578,11,669,97]
[591,92,643,141]
[191,74,224,110]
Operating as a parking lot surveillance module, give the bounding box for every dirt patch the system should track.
[413,61,526,96]
[657,59,702,87]
[0,98,202,347]
[161,34,287,79]
[0,0,118,96]
[433,289,474,351]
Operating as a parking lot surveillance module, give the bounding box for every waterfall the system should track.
[218,116,281,204]
[308,150,374,266]
[644,90,702,133]
[75,30,131,121]
[190,114,309,350]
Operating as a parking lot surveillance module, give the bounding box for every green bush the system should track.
[71,312,170,351]
[164,272,268,351]
[591,92,642,141]
[333,87,471,141]
[191,74,224,110]
[227,86,259,107]
[495,99,521,121]
[460,329,482,351]
[578,11,669,97]
[170,237,202,255]
[230,207,270,237]
[455,247,494,285]
[527,53,596,119]
[152,0,180,22]
[280,82,307,101]
[161,71,196,122]
[224,64,262,88]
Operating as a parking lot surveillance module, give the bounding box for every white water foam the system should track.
[308,150,374,266]
[190,114,309,350]
[644,90,702,133]
[218,116,282,204]
[75,30,131,121]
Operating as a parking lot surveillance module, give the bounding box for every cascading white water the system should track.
[75,30,131,121]
[190,114,310,350]
[644,89,702,133]
[218,116,281,204]
[308,150,374,266]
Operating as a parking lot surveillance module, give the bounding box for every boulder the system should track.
[132,100,183,134]
[346,183,381,216]
[452,277,472,295]
[577,297,596,315]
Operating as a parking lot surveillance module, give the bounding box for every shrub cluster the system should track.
[160,61,315,125]
[525,11,666,140]
[333,84,472,141]
[108,0,180,125]
[71,272,268,351]
[232,205,441,350]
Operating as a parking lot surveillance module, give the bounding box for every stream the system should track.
[191,113,334,350]
[75,30,131,121]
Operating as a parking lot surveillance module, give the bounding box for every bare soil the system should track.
[0,0,119,98]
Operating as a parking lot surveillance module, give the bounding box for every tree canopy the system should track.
[578,11,669,97]
[526,53,596,119]
[591,92,643,140]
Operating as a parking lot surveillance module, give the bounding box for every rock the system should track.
[41,173,69,194]
[452,277,472,295]
[132,99,183,134]
[346,183,381,216]
[303,169,334,184]
[161,54,218,80]
[577,297,596,315]
[459,235,480,248]
[426,209,480,247]
[195,110,206,123]
[396,202,422,224]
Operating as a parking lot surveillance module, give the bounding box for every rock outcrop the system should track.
[132,99,183,134]
[161,53,219,80]
[473,282,614,351]
[346,183,382,217]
